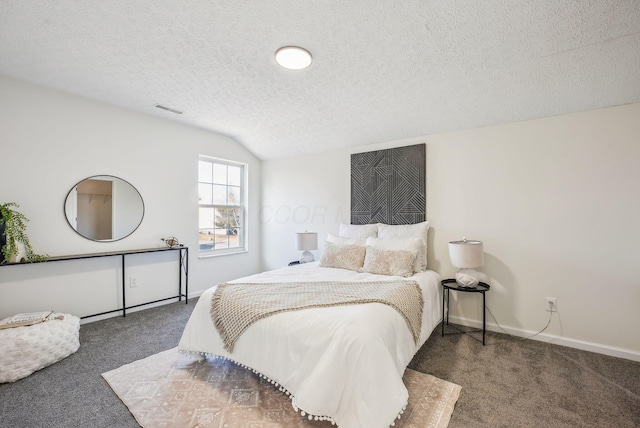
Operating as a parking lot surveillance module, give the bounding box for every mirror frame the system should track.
[64,175,145,242]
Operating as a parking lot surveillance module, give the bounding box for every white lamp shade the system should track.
[448,239,484,268]
[296,232,318,251]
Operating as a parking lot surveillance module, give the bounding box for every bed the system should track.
[179,222,440,428]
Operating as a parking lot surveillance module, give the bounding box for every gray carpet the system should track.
[0,300,197,428]
[1,299,639,428]
[411,325,640,428]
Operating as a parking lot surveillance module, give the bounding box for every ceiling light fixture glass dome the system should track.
[275,46,312,70]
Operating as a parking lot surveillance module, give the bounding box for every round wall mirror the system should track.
[64,175,144,242]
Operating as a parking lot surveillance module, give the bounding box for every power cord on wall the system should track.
[440,293,554,342]
[485,304,553,340]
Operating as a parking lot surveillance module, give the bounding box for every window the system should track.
[198,156,246,256]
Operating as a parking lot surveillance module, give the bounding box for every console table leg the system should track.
[178,250,182,302]
[122,254,126,317]
[184,247,189,304]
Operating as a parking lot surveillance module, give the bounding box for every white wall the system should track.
[2,74,637,361]
[0,75,262,320]
[261,103,640,361]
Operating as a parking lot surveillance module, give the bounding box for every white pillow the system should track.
[366,237,423,273]
[360,246,417,278]
[377,221,430,270]
[338,223,378,239]
[326,233,366,247]
[319,241,366,272]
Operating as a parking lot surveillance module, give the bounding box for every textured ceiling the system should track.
[1,1,639,160]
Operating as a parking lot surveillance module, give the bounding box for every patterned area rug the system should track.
[102,348,461,428]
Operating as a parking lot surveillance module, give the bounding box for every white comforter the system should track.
[178,262,442,428]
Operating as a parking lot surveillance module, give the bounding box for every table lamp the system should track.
[296,231,318,263]
[448,238,484,287]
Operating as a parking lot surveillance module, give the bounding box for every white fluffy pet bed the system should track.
[0,313,80,383]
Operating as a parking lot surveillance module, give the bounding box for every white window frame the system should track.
[198,155,247,257]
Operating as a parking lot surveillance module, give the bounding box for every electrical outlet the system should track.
[546,297,557,312]
[130,277,138,288]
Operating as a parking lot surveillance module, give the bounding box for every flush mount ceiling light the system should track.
[275,46,312,70]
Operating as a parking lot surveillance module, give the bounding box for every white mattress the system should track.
[178,262,442,428]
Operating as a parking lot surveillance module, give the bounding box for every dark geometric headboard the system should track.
[350,143,426,225]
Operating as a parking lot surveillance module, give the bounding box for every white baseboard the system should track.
[446,315,640,363]
[80,290,208,325]
[188,290,206,299]
[80,297,189,325]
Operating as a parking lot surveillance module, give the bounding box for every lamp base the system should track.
[455,268,479,287]
[299,250,315,264]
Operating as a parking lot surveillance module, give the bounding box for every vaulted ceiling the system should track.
[2,1,639,160]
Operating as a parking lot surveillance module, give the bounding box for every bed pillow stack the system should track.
[337,223,377,240]
[377,221,430,271]
[364,237,422,274]
[319,221,429,277]
[319,235,367,272]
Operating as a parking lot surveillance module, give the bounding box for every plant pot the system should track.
[0,212,27,263]
[16,242,27,262]
[0,212,6,260]
[9,241,27,263]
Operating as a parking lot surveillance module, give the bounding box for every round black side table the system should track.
[441,278,490,345]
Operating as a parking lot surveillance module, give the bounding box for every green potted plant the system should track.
[0,202,47,263]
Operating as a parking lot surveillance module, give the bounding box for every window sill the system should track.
[198,249,247,259]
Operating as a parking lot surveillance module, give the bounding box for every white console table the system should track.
[0,246,188,319]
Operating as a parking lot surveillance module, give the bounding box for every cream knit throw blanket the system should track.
[211,280,424,352]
